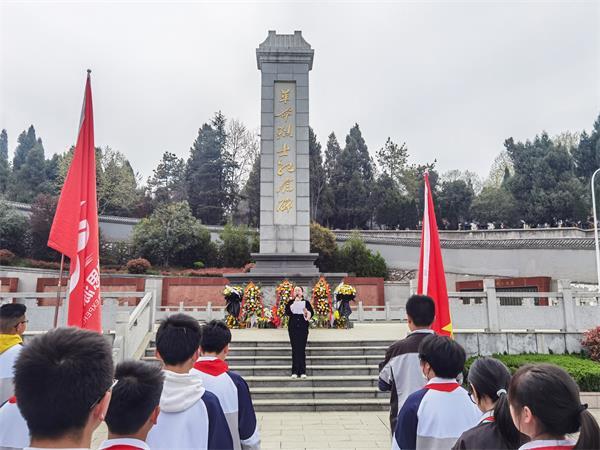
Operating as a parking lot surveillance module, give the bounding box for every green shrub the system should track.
[465,354,600,392]
[337,231,387,278]
[132,202,213,267]
[219,224,252,268]
[0,202,29,256]
[310,222,337,272]
[193,261,205,269]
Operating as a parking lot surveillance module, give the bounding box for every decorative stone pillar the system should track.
[225,31,346,292]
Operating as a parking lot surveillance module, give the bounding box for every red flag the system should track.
[417,172,453,337]
[48,71,102,332]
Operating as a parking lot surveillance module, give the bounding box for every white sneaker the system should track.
[300,374,307,379]
[291,374,298,379]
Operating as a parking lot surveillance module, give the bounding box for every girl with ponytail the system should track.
[509,364,600,450]
[453,357,525,449]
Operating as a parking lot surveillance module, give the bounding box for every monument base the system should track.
[224,253,347,306]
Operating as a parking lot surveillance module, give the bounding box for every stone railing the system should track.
[114,291,155,362]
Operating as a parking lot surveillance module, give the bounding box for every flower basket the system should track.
[223,285,244,328]
[239,282,265,327]
[333,282,356,329]
[311,276,333,328]
[275,279,294,328]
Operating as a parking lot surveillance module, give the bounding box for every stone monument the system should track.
[225,30,345,298]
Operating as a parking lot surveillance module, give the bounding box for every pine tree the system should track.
[147,151,187,205]
[0,129,8,194]
[12,125,37,171]
[8,135,48,203]
[324,132,342,183]
[186,113,236,224]
[329,124,374,228]
[309,128,326,222]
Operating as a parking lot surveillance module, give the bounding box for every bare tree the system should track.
[224,119,259,217]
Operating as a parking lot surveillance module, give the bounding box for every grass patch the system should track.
[465,354,600,392]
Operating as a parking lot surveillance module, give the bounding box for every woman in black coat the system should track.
[285,286,314,379]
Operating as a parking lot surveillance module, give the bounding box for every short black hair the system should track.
[155,314,201,365]
[14,327,113,440]
[0,303,26,333]
[201,320,232,354]
[418,334,465,379]
[405,295,435,327]
[105,360,164,435]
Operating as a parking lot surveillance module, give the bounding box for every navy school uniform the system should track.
[192,357,260,450]
[392,377,481,450]
[452,411,525,450]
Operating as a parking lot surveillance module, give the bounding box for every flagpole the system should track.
[53,254,65,328]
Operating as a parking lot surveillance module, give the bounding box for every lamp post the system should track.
[592,168,600,292]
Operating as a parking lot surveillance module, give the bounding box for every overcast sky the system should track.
[1,0,599,183]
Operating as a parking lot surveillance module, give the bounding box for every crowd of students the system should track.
[379,295,600,450]
[0,298,599,450]
[0,304,259,450]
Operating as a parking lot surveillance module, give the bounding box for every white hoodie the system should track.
[146,370,233,450]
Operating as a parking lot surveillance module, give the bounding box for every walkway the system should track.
[92,409,600,449]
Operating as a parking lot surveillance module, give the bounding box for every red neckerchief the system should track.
[193,358,229,376]
[524,447,574,450]
[424,382,460,392]
[8,396,16,404]
[481,416,495,423]
[102,446,145,450]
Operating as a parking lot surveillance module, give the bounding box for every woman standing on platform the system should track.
[285,286,313,379]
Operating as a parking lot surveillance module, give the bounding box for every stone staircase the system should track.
[142,338,393,412]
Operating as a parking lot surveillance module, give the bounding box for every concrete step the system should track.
[172,355,385,366]
[144,345,389,357]
[243,375,381,388]
[249,386,389,399]
[230,364,380,377]
[148,340,395,348]
[252,397,389,412]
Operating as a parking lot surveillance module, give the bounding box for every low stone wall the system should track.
[455,331,583,356]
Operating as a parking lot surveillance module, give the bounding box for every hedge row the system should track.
[465,354,600,392]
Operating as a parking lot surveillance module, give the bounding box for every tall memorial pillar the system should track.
[226,30,344,295]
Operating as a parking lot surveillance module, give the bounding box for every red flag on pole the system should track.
[48,71,102,332]
[417,172,453,337]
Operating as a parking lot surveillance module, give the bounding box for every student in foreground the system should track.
[509,364,600,450]
[452,357,525,449]
[379,295,435,431]
[192,320,261,450]
[0,303,27,404]
[392,334,480,450]
[146,313,234,450]
[100,360,164,450]
[14,327,114,450]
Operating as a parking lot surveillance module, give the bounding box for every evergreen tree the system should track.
[572,114,600,180]
[438,179,475,229]
[309,128,326,222]
[372,174,418,229]
[377,137,408,186]
[186,113,236,224]
[329,124,374,228]
[505,132,587,225]
[12,125,37,171]
[147,151,187,205]
[8,137,47,203]
[97,147,140,216]
[0,129,8,194]
[324,132,342,183]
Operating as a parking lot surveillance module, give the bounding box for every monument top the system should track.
[256,30,314,70]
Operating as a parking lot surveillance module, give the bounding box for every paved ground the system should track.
[230,322,409,343]
[92,409,600,449]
